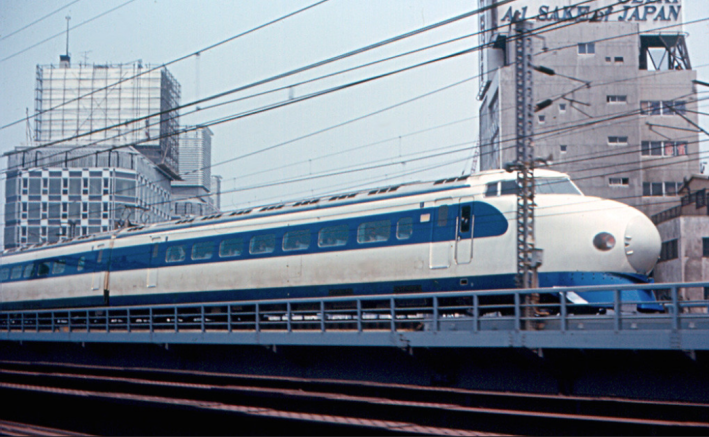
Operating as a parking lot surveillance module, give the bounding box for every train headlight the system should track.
[593,232,616,251]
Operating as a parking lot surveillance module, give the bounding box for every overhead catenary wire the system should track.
[0,0,331,132]
[4,0,704,223]
[13,41,704,209]
[13,43,708,215]
[8,0,626,162]
[0,0,513,135]
[4,0,656,176]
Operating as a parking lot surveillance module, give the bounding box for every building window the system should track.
[538,114,546,124]
[607,95,627,103]
[578,42,595,54]
[559,103,566,113]
[703,238,709,257]
[659,239,678,262]
[640,100,686,116]
[641,141,687,157]
[614,56,624,63]
[607,136,628,146]
[609,177,629,186]
[560,145,567,153]
[605,56,611,63]
[643,181,681,196]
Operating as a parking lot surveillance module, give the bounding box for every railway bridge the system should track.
[1,281,709,434]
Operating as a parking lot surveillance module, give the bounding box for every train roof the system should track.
[2,169,572,255]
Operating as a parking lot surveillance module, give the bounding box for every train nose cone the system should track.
[624,215,661,274]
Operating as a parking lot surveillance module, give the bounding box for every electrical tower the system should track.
[513,18,538,290]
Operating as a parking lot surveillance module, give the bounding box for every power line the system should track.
[3,0,631,174]
[0,0,331,132]
[0,0,510,135]
[0,0,81,43]
[4,0,704,218]
[0,0,137,64]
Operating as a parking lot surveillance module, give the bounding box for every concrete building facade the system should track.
[4,147,172,248]
[652,175,709,307]
[478,0,697,216]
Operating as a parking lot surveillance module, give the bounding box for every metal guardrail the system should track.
[2,282,709,350]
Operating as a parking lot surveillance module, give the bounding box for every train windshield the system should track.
[485,177,582,197]
[535,177,582,195]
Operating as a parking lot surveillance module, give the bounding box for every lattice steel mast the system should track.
[513,18,536,289]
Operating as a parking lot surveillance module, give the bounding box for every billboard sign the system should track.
[497,0,682,32]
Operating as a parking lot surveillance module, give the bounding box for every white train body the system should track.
[0,170,661,310]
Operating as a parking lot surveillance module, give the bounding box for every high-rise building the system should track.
[171,126,221,218]
[478,0,697,216]
[34,59,181,178]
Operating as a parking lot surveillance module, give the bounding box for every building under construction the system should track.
[33,58,181,179]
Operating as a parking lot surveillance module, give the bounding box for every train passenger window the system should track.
[23,263,36,279]
[52,259,66,275]
[77,257,86,272]
[437,206,448,227]
[357,220,391,244]
[166,245,187,263]
[484,183,498,197]
[37,261,52,277]
[396,218,413,240]
[318,225,348,247]
[192,241,214,260]
[219,238,243,258]
[0,268,8,281]
[250,234,276,254]
[500,181,517,196]
[283,229,311,251]
[10,265,22,280]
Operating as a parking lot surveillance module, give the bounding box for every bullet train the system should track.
[0,169,662,311]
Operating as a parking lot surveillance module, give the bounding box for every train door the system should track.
[430,199,454,269]
[147,236,166,288]
[455,197,474,264]
[91,243,107,292]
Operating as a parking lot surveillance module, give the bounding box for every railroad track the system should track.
[0,360,707,435]
[0,419,91,436]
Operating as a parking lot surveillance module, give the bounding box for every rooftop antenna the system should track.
[65,15,70,57]
[60,16,71,67]
[25,108,34,147]
[80,50,91,65]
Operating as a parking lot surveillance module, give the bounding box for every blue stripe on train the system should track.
[1,201,509,283]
